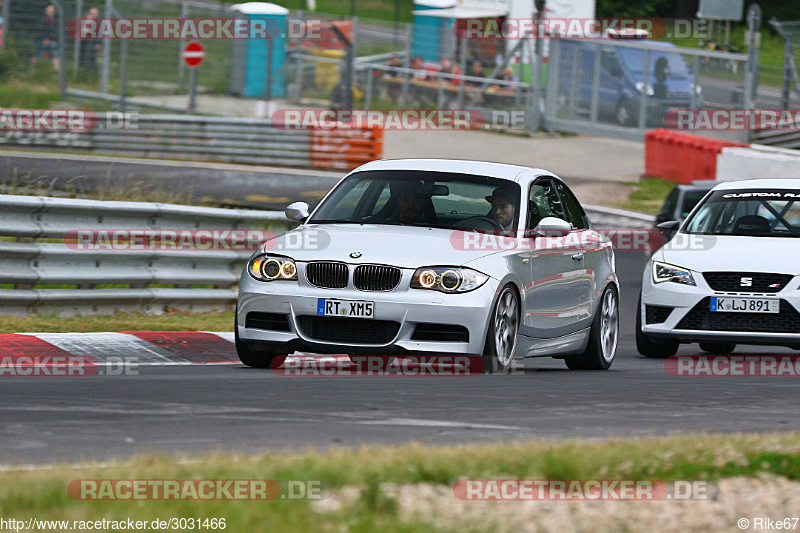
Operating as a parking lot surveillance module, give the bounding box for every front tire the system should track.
[635,295,679,358]
[482,285,519,374]
[234,322,287,369]
[565,285,619,370]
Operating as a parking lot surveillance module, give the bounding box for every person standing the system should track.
[80,7,100,74]
[32,4,60,72]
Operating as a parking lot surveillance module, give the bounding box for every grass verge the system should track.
[0,310,235,334]
[1,433,799,530]
[612,176,675,215]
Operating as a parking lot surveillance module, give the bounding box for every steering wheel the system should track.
[454,216,504,231]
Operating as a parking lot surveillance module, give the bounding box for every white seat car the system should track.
[638,178,800,357]
[236,159,619,371]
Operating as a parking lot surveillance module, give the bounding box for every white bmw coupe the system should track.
[237,159,619,371]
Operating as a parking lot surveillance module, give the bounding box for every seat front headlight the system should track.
[248,254,297,282]
[652,261,695,286]
[411,266,489,293]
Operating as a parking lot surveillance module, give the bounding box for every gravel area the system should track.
[314,476,800,532]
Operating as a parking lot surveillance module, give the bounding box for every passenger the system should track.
[485,186,517,231]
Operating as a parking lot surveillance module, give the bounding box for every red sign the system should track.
[182,41,205,68]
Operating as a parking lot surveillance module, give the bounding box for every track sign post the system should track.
[183,41,205,113]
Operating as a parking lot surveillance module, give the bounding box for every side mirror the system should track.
[655,212,673,225]
[533,217,572,237]
[656,220,679,239]
[285,201,310,222]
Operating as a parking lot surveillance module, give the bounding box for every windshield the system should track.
[683,189,800,237]
[309,170,521,231]
[616,47,689,78]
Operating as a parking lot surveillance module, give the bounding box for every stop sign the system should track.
[182,41,205,68]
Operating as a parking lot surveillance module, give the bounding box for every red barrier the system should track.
[644,129,748,183]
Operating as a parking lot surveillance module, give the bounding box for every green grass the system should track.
[612,177,675,214]
[1,433,799,529]
[0,310,235,333]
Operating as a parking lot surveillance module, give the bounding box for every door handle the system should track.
[571,252,584,261]
[522,258,530,264]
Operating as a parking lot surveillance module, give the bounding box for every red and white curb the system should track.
[0,332,347,367]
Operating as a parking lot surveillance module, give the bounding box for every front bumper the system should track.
[641,269,800,346]
[237,267,500,355]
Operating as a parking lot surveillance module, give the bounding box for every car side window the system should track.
[555,182,587,229]
[527,179,565,230]
[663,188,679,216]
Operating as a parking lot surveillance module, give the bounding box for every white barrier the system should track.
[716,144,800,182]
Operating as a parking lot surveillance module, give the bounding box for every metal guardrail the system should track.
[751,128,800,149]
[0,114,383,171]
[0,195,288,316]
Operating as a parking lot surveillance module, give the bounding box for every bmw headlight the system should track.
[248,254,297,282]
[652,261,695,286]
[411,267,489,293]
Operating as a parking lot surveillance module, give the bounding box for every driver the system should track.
[485,186,517,232]
[396,182,432,224]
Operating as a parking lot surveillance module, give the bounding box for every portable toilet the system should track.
[229,2,287,98]
[412,0,455,62]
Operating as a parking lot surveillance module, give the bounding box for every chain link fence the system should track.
[544,38,751,142]
[1,1,793,145]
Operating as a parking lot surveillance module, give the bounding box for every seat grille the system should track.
[296,316,401,344]
[676,297,800,334]
[353,265,402,291]
[306,262,348,289]
[645,305,673,325]
[702,272,794,293]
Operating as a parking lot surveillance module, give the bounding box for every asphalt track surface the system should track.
[3,249,799,466]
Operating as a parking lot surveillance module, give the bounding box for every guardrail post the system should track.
[782,40,793,110]
[294,53,303,102]
[589,42,601,123]
[400,24,412,107]
[53,0,67,102]
[101,0,111,93]
[637,48,650,131]
[74,0,83,70]
[178,0,188,88]
[691,55,700,109]
[120,39,128,112]
[365,67,373,110]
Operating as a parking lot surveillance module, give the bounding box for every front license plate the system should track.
[317,298,374,318]
[710,297,779,314]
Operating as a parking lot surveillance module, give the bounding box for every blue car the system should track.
[558,40,702,127]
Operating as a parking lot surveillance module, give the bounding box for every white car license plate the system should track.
[710,297,779,314]
[317,298,374,318]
